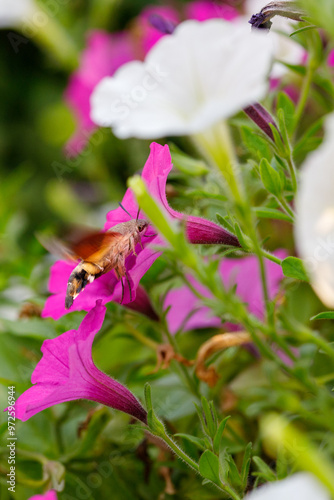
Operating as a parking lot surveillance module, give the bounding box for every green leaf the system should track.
[277,92,295,136]
[175,433,207,451]
[234,223,252,251]
[199,450,221,485]
[252,456,277,481]
[311,311,334,320]
[282,256,309,282]
[276,108,291,154]
[259,158,283,197]
[201,397,217,438]
[213,416,230,454]
[302,0,334,39]
[216,213,234,233]
[170,143,210,176]
[294,118,323,161]
[240,126,272,161]
[225,455,242,487]
[241,443,253,489]
[253,207,291,222]
[0,318,56,340]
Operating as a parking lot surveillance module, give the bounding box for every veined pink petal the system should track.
[164,250,287,334]
[15,302,147,424]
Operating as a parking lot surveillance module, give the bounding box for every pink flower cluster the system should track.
[65,1,239,155]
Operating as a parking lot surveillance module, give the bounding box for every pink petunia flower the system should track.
[29,491,57,500]
[65,30,135,156]
[42,143,239,320]
[13,301,147,423]
[134,5,180,53]
[328,50,334,67]
[185,0,239,22]
[164,250,287,334]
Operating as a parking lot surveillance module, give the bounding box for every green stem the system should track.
[192,122,243,204]
[224,485,242,500]
[162,321,199,398]
[293,58,316,136]
[260,249,283,266]
[286,155,298,194]
[126,323,158,350]
[157,429,199,472]
[316,372,334,384]
[277,196,295,219]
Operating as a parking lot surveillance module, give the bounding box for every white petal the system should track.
[295,113,334,307]
[91,19,273,139]
[0,0,35,27]
[245,473,330,500]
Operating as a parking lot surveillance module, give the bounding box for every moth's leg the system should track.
[129,235,137,256]
[125,270,132,302]
[121,277,125,304]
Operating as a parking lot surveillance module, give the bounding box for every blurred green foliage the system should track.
[1,1,334,499]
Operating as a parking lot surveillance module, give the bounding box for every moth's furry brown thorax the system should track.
[65,219,149,309]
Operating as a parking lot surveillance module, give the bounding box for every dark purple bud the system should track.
[244,103,278,141]
[148,13,177,35]
[248,1,305,31]
[249,12,272,30]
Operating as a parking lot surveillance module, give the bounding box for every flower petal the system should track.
[91,19,273,139]
[245,473,330,500]
[295,113,334,307]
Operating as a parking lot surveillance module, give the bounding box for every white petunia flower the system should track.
[245,0,305,78]
[245,473,330,500]
[295,113,334,307]
[0,0,34,27]
[91,19,273,139]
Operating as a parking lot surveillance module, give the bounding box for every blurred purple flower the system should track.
[135,5,180,53]
[164,250,287,334]
[42,143,239,320]
[14,301,147,424]
[29,492,57,500]
[65,30,135,155]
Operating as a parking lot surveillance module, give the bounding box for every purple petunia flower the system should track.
[164,250,287,334]
[42,143,239,320]
[13,301,147,424]
[29,491,57,500]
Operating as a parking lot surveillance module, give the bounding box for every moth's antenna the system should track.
[136,207,140,221]
[118,202,133,220]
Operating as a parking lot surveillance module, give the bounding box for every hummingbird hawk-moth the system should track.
[40,205,151,309]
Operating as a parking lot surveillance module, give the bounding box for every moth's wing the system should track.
[36,233,79,262]
[71,231,124,262]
